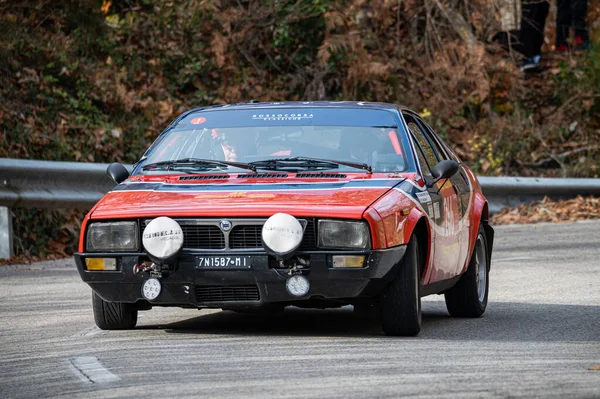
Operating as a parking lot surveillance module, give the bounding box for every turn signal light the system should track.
[85,258,117,271]
[332,255,366,268]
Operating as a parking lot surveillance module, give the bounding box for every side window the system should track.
[404,115,440,175]
[420,119,470,195]
[415,118,449,161]
[410,134,432,174]
[419,119,462,163]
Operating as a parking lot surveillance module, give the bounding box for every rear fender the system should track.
[470,192,494,269]
[483,220,494,266]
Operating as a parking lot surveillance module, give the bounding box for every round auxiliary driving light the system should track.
[141,278,162,300]
[142,217,184,260]
[261,213,304,260]
[286,275,310,297]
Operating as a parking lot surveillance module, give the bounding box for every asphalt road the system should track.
[1,221,600,398]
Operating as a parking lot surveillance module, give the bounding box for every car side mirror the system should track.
[106,162,130,184]
[427,160,459,189]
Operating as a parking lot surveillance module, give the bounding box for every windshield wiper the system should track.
[248,157,372,174]
[141,158,256,172]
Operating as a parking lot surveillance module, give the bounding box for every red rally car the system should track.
[75,102,494,336]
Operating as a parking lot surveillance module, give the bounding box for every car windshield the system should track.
[138,125,408,174]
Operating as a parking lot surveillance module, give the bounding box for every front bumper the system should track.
[74,247,407,308]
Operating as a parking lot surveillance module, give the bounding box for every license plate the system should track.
[196,256,252,269]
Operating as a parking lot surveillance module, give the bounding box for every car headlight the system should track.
[318,220,371,249]
[86,221,139,252]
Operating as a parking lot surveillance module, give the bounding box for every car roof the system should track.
[183,101,413,114]
[162,101,417,133]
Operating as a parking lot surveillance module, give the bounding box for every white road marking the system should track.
[494,256,534,263]
[72,326,105,338]
[84,328,104,337]
[67,356,120,384]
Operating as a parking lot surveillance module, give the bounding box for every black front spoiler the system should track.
[74,247,407,308]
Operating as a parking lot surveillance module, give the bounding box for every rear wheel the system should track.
[444,224,489,317]
[380,235,422,336]
[92,292,138,330]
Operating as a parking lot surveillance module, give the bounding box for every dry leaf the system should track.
[211,33,229,68]
[492,196,600,225]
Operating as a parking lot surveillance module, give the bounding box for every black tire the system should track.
[380,235,422,336]
[92,292,138,330]
[444,224,489,317]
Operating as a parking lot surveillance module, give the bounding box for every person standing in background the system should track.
[556,0,591,52]
[519,0,550,72]
[493,0,521,50]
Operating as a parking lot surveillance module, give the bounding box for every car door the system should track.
[403,113,461,283]
[418,119,473,274]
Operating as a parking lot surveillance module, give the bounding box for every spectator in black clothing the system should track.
[519,0,550,72]
[519,0,592,72]
[556,0,591,52]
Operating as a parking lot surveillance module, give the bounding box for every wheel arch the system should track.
[473,197,494,267]
[409,216,430,280]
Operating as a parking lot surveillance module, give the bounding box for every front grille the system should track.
[141,218,316,250]
[140,221,225,250]
[299,219,317,250]
[229,219,317,250]
[182,225,225,249]
[230,225,262,249]
[196,285,260,302]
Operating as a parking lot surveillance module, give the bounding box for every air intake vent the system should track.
[237,173,289,178]
[196,285,260,302]
[179,175,230,180]
[295,173,347,178]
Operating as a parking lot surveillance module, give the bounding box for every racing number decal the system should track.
[190,117,206,124]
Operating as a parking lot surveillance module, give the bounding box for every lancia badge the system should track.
[219,220,232,232]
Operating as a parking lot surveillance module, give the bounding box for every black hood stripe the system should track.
[111,179,402,193]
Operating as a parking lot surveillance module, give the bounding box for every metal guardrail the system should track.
[2,158,600,211]
[477,176,600,213]
[0,158,122,209]
[2,158,600,258]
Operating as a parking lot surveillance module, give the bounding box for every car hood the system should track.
[90,176,403,220]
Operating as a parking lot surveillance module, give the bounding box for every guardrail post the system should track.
[0,207,13,260]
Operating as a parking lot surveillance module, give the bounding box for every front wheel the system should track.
[92,292,138,330]
[380,235,422,336]
[444,224,489,317]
